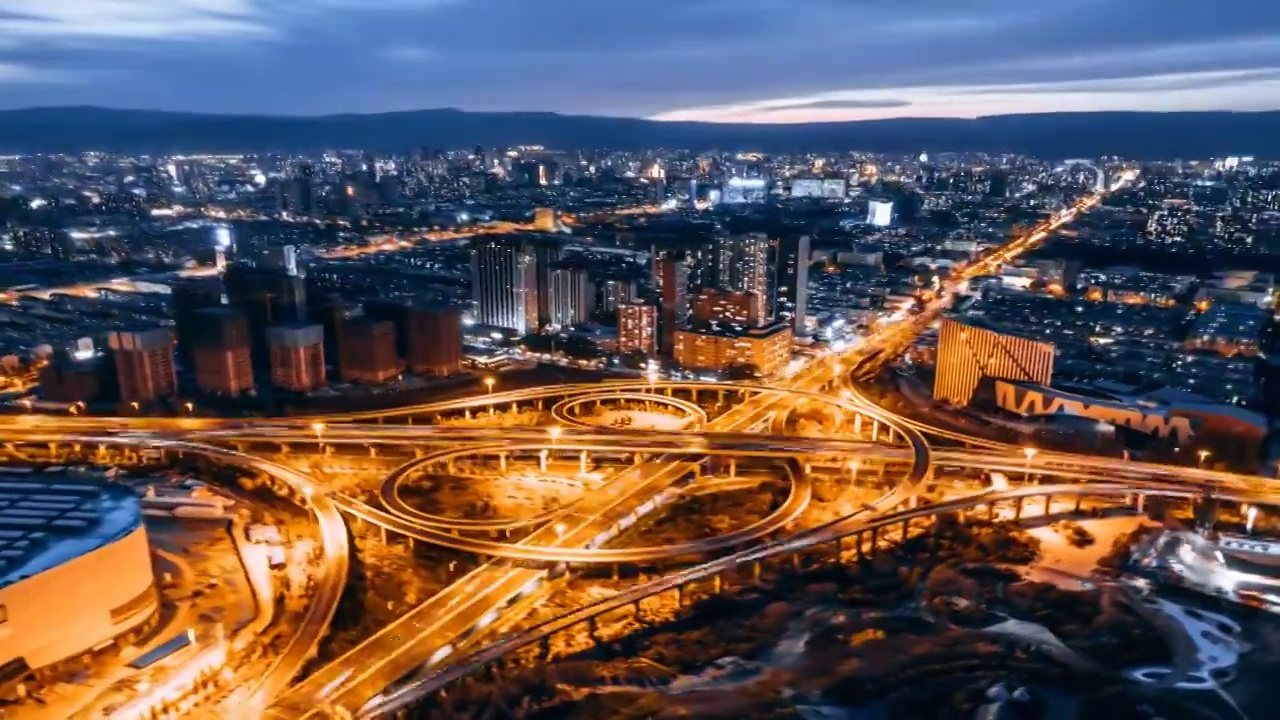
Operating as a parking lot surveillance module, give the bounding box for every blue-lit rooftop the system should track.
[0,473,144,590]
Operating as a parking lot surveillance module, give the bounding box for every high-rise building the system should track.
[720,233,771,322]
[266,323,326,392]
[224,264,308,369]
[546,268,593,329]
[338,317,401,384]
[654,253,689,354]
[471,238,538,333]
[933,318,1055,406]
[1146,200,1194,244]
[191,308,254,397]
[673,323,793,376]
[38,353,105,405]
[169,278,224,367]
[108,328,177,405]
[597,279,637,315]
[405,305,463,376]
[531,240,565,328]
[691,289,763,327]
[772,233,811,336]
[617,303,658,356]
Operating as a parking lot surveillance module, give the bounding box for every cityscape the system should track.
[3,5,1280,720]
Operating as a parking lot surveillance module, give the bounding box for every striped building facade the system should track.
[933,318,1055,406]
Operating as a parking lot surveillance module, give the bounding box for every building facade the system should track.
[108,327,177,405]
[933,318,1055,406]
[191,307,254,397]
[617,302,658,356]
[471,238,538,333]
[673,323,793,376]
[266,323,326,392]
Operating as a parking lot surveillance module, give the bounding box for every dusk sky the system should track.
[1,0,1278,123]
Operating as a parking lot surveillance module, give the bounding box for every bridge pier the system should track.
[539,449,549,472]
[1074,495,1083,513]
[1014,497,1024,521]
[752,561,761,583]
[728,458,737,478]
[675,584,684,607]
[853,414,863,435]
[1136,493,1145,514]
[871,420,880,442]
[886,426,895,444]
[580,451,589,475]
[855,532,864,560]
[633,452,643,465]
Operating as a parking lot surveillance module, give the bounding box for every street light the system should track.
[1197,450,1211,468]
[554,522,567,539]
[1247,505,1259,534]
[1023,447,1037,483]
[130,401,140,412]
[484,376,495,395]
[311,422,326,438]
[184,402,194,414]
[548,426,562,443]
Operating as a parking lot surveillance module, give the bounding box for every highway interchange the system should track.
[5,168,1256,719]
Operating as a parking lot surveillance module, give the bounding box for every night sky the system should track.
[1,0,1278,122]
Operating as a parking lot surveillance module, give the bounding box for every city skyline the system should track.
[0,0,1276,121]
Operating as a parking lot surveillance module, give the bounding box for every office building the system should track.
[191,307,254,397]
[266,323,326,392]
[691,289,764,327]
[617,302,658,356]
[108,328,177,405]
[933,318,1055,406]
[772,233,811,336]
[720,232,771,306]
[405,305,463,376]
[532,240,565,328]
[472,238,538,334]
[868,199,894,227]
[654,253,690,354]
[546,267,593,329]
[673,323,793,376]
[338,317,401,384]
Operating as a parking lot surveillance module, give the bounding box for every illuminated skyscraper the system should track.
[191,307,254,397]
[546,268,593,329]
[933,318,1054,406]
[719,233,770,325]
[471,238,538,334]
[109,327,177,405]
[772,233,811,336]
[617,303,658,356]
[266,323,326,392]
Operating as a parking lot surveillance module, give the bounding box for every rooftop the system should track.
[0,472,144,590]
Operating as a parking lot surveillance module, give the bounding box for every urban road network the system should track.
[3,169,1243,719]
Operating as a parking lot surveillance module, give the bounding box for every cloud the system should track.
[762,98,913,111]
[2,0,1280,119]
[0,61,71,84]
[0,0,267,41]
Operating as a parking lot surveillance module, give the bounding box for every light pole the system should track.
[1023,447,1037,483]
[1246,505,1258,534]
[1197,450,1210,468]
[484,376,495,395]
[311,422,326,452]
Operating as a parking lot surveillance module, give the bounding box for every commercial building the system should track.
[673,322,793,376]
[338,317,402,384]
[597,279,637,314]
[471,238,538,334]
[933,317,1055,406]
[108,327,177,405]
[266,323,326,392]
[720,232,771,308]
[691,289,764,327]
[191,307,254,397]
[0,476,157,675]
[617,302,658,356]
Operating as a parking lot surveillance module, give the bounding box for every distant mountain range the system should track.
[0,106,1274,159]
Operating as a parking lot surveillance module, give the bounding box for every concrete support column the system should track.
[1044,495,1052,516]
[752,561,762,583]
[499,453,507,472]
[886,427,895,444]
[871,420,880,442]
[870,527,879,550]
[854,414,863,435]
[729,458,737,478]
[633,452,643,465]
[1136,494,1145,514]
[579,451,589,475]
[369,446,377,458]
[380,526,388,545]
[987,502,995,520]
[1014,497,1024,521]
[539,449,549,472]
[675,585,684,607]
[1074,495,1083,513]
[856,532,865,560]
[712,574,722,594]
[902,518,910,538]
